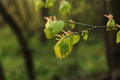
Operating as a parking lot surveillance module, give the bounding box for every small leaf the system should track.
[44,17,65,39]
[106,19,117,31]
[82,30,88,40]
[59,0,71,15]
[116,31,120,44]
[69,23,75,29]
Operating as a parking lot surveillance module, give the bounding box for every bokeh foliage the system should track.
[0,0,108,80]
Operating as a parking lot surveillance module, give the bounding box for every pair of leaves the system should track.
[54,34,80,59]
[105,14,120,44]
[59,0,71,15]
[44,20,65,39]
[106,19,117,31]
[106,18,120,44]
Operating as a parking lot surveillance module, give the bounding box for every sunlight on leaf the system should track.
[71,34,80,45]
[54,34,80,59]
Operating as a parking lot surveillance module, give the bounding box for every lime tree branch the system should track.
[70,20,118,28]
[69,20,119,34]
[64,20,120,37]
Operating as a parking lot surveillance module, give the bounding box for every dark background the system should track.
[0,0,120,80]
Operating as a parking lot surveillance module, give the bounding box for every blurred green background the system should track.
[0,0,109,80]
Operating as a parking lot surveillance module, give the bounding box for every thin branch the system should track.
[70,20,118,28]
[64,20,120,38]
[76,27,97,34]
[69,20,95,28]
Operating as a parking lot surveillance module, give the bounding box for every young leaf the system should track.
[106,19,117,31]
[54,34,80,59]
[59,0,71,15]
[52,20,65,34]
[81,30,88,40]
[104,14,117,31]
[54,36,73,59]
[69,23,75,29]
[116,31,120,44]
[44,17,65,39]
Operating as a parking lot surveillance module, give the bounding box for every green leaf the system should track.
[44,28,54,39]
[54,34,80,59]
[82,30,88,40]
[52,20,65,34]
[69,23,75,29]
[54,36,72,59]
[71,34,80,45]
[59,0,71,15]
[116,31,120,44]
[44,20,65,39]
[106,19,117,31]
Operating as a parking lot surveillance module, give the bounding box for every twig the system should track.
[70,20,118,29]
[64,20,120,38]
